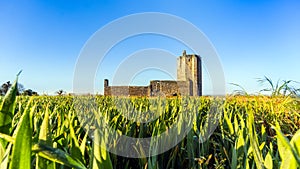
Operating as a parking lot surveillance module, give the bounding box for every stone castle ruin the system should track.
[104,50,202,96]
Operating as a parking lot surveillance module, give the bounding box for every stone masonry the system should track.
[104,50,202,97]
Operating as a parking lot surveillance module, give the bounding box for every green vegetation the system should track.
[0,75,299,168]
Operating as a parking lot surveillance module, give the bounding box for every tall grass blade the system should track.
[0,71,21,160]
[247,108,264,169]
[0,143,12,169]
[80,129,89,157]
[32,143,86,169]
[36,106,55,169]
[91,129,113,169]
[264,151,273,169]
[274,123,300,168]
[9,101,33,169]
[0,71,21,132]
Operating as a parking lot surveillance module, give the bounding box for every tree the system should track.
[1,81,12,95]
[56,90,65,96]
[0,80,38,96]
[0,81,27,96]
[17,83,25,95]
[22,89,38,96]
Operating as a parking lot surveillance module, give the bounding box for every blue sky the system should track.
[0,0,299,95]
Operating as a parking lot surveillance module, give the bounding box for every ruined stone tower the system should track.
[177,50,202,96]
[104,50,202,96]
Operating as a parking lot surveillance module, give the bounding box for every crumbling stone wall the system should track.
[104,86,149,96]
[104,80,193,97]
[150,80,179,96]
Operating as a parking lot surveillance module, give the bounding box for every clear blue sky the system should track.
[1,0,299,95]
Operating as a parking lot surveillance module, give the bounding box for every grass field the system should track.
[0,77,299,169]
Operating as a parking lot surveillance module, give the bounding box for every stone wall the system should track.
[177,81,190,96]
[104,86,149,96]
[150,80,179,96]
[104,80,195,97]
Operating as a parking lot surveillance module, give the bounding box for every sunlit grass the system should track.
[0,75,299,168]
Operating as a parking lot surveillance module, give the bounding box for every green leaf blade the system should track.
[9,102,33,169]
[33,143,86,169]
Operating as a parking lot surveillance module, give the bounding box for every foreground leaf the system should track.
[274,123,300,168]
[0,71,21,160]
[0,70,21,134]
[9,100,33,169]
[33,143,86,169]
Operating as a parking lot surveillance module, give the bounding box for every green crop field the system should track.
[0,76,299,169]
